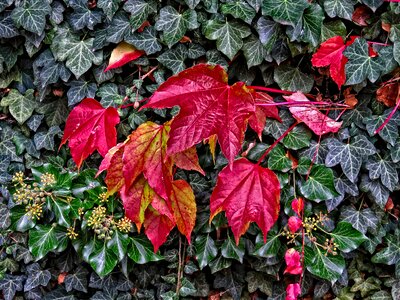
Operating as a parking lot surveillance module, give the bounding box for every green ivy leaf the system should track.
[331,222,368,253]
[209,255,232,274]
[49,198,71,228]
[10,206,35,232]
[128,236,163,264]
[220,0,256,24]
[157,44,188,74]
[340,206,379,234]
[305,246,345,283]
[204,19,251,60]
[360,175,390,209]
[123,0,157,32]
[323,0,356,21]
[221,234,245,263]
[299,4,325,47]
[64,266,88,293]
[274,65,314,93]
[97,0,120,20]
[325,135,376,183]
[195,234,218,270]
[11,0,51,35]
[245,271,272,296]
[282,125,312,150]
[0,127,21,162]
[365,155,398,191]
[67,80,97,106]
[300,164,338,201]
[351,276,381,297]
[252,230,281,258]
[97,83,124,107]
[155,6,198,48]
[89,239,119,277]
[106,12,131,44]
[257,17,281,53]
[125,27,162,55]
[34,126,62,151]
[364,110,400,147]
[261,0,308,26]
[24,263,51,291]
[56,34,99,78]
[321,20,347,41]
[0,275,24,300]
[107,231,129,262]
[268,144,292,172]
[242,35,267,68]
[29,224,64,260]
[344,37,383,85]
[0,12,19,38]
[68,0,102,31]
[362,0,384,12]
[1,89,37,124]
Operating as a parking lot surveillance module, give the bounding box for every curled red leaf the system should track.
[105,42,145,71]
[284,248,303,275]
[284,92,342,135]
[286,283,301,300]
[288,216,302,233]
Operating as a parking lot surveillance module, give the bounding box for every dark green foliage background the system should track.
[0,0,399,299]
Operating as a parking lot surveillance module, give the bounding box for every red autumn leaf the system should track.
[377,82,399,107]
[249,92,280,139]
[288,216,302,233]
[312,36,348,88]
[141,64,256,165]
[138,20,151,33]
[105,42,145,71]
[352,6,372,26]
[210,158,280,244]
[170,180,197,243]
[284,248,303,275]
[120,175,157,231]
[291,198,304,217]
[144,206,175,252]
[284,92,342,135]
[122,121,173,200]
[60,98,120,168]
[97,142,125,195]
[171,147,205,175]
[286,283,301,300]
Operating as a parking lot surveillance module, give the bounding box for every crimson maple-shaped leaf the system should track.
[105,42,145,71]
[311,36,348,89]
[284,92,342,135]
[210,158,280,244]
[141,64,256,165]
[61,98,120,168]
[144,206,175,252]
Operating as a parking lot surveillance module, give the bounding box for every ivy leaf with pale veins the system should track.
[11,0,51,35]
[157,44,188,74]
[340,206,379,234]
[257,17,281,53]
[372,230,400,268]
[330,222,368,253]
[97,0,120,20]
[34,126,62,151]
[365,155,398,191]
[24,263,51,291]
[364,110,400,147]
[29,225,64,260]
[43,287,76,300]
[195,234,218,270]
[123,0,157,32]
[274,65,313,93]
[106,12,132,44]
[0,127,21,162]
[242,34,267,68]
[89,240,119,277]
[362,0,384,12]
[300,164,338,201]
[323,0,356,21]
[221,234,245,263]
[325,135,376,183]
[220,0,256,24]
[0,274,24,300]
[67,0,103,31]
[262,0,308,26]
[0,12,19,38]
[33,49,71,90]
[67,80,97,106]
[65,266,88,293]
[299,3,325,47]
[56,34,100,78]
[204,19,251,60]
[360,175,390,209]
[343,37,383,85]
[125,27,162,55]
[155,6,198,48]
[0,89,37,124]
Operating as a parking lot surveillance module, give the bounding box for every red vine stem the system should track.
[255,101,349,108]
[256,121,299,165]
[367,41,389,46]
[248,86,317,100]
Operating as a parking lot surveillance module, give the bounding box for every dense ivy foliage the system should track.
[0,0,400,299]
